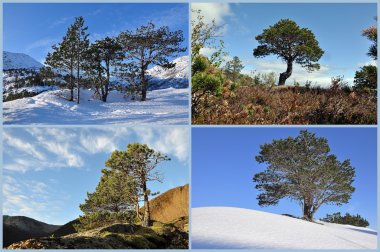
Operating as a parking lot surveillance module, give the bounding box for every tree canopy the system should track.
[253,130,355,221]
[253,19,324,85]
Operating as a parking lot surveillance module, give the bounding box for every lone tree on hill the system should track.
[117,22,186,101]
[224,56,244,83]
[105,143,170,227]
[253,130,355,221]
[253,19,324,85]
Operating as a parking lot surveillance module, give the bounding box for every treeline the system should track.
[44,16,186,103]
[74,143,170,231]
[321,212,370,227]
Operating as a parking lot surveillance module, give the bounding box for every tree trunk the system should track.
[103,61,110,102]
[69,68,74,101]
[278,60,293,86]
[141,69,147,101]
[77,56,80,104]
[303,199,314,221]
[142,182,150,227]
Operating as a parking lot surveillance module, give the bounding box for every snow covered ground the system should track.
[3,88,189,125]
[192,207,377,249]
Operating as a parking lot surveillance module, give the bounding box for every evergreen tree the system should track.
[94,37,124,102]
[71,16,90,104]
[322,212,369,227]
[117,22,186,101]
[75,169,138,231]
[224,56,244,83]
[253,19,324,85]
[362,18,377,60]
[354,65,377,91]
[105,143,170,227]
[114,61,141,100]
[253,130,355,221]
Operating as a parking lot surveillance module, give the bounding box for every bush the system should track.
[321,212,369,227]
[192,55,210,75]
[192,72,223,96]
[74,211,137,232]
[354,65,377,91]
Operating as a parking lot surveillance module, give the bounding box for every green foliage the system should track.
[362,19,377,59]
[252,72,277,87]
[74,211,136,232]
[321,212,369,227]
[192,55,210,75]
[224,56,244,82]
[354,65,377,92]
[117,21,186,101]
[105,143,170,227]
[253,130,355,220]
[253,19,324,85]
[192,72,223,96]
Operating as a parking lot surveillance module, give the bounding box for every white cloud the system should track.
[192,3,232,25]
[3,132,45,161]
[26,38,55,52]
[79,133,117,154]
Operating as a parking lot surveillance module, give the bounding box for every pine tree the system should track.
[71,16,89,104]
[117,22,186,101]
[253,19,324,85]
[253,130,355,221]
[105,143,170,227]
[224,56,244,83]
[75,168,138,231]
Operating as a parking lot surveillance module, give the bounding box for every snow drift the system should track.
[192,207,377,249]
[3,51,43,70]
[3,88,188,125]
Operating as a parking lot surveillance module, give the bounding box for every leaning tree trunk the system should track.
[142,182,151,227]
[278,60,293,86]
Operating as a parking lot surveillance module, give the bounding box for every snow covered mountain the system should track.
[192,207,377,249]
[147,56,189,90]
[3,51,43,70]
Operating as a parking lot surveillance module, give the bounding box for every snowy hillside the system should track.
[3,88,189,125]
[3,51,43,70]
[192,207,377,249]
[147,56,189,89]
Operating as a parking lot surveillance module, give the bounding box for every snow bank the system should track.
[3,88,189,125]
[192,207,377,249]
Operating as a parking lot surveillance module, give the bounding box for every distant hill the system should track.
[3,51,43,70]
[3,215,60,247]
[51,219,80,237]
[141,184,189,223]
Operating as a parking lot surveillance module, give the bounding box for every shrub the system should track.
[321,212,369,227]
[192,72,223,96]
[192,55,210,75]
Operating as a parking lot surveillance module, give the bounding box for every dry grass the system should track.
[192,85,377,125]
[141,184,189,223]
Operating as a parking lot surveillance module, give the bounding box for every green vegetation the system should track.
[253,130,356,221]
[253,19,324,85]
[191,10,377,125]
[321,212,369,227]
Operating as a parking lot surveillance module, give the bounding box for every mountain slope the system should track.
[3,215,60,247]
[3,51,43,70]
[141,184,189,224]
[51,219,80,237]
[147,56,189,90]
[192,207,377,249]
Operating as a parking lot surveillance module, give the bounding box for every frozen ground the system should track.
[3,88,189,125]
[192,207,377,249]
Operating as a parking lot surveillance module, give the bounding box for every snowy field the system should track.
[192,207,377,249]
[3,88,189,125]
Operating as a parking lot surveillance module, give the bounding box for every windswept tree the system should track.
[117,22,186,101]
[253,19,324,85]
[253,130,355,221]
[75,169,138,231]
[362,18,377,60]
[105,143,170,227]
[224,56,244,82]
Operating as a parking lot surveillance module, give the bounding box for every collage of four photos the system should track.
[2,1,378,250]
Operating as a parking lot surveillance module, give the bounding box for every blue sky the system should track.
[3,3,189,64]
[192,127,377,230]
[192,3,377,86]
[3,127,189,225]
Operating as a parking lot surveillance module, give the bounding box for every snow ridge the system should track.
[192,207,377,249]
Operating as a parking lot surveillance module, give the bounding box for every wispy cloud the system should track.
[4,127,189,173]
[26,38,56,52]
